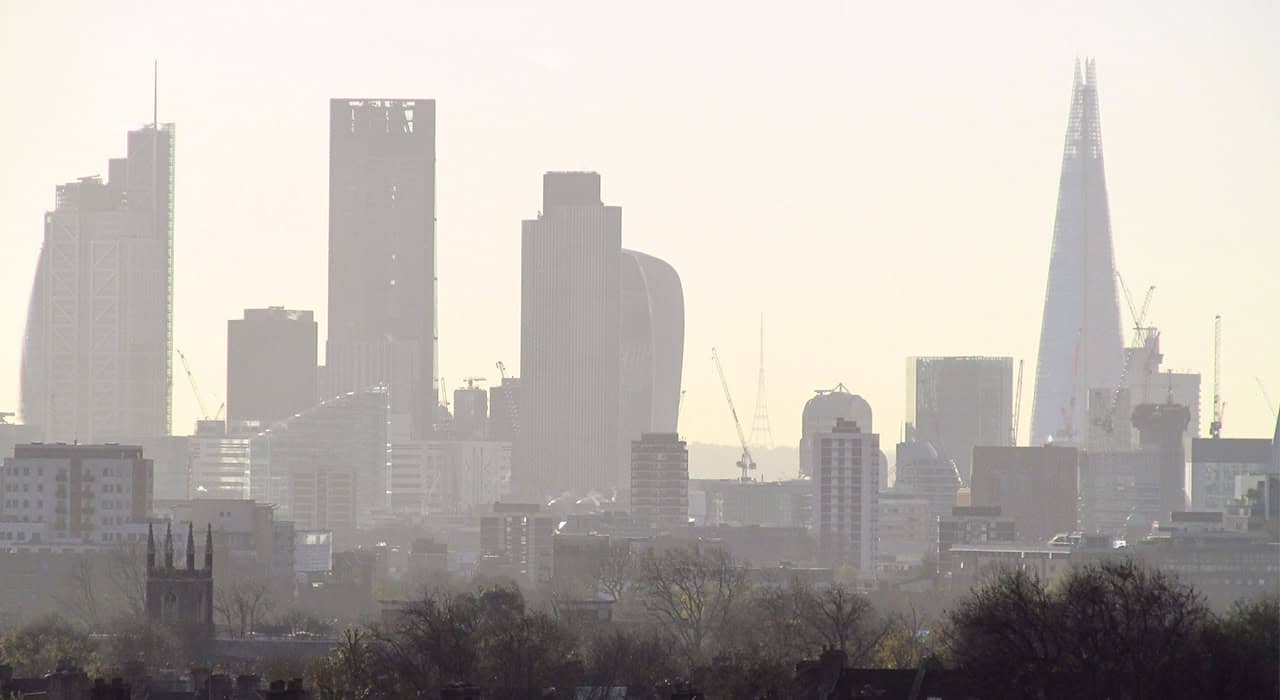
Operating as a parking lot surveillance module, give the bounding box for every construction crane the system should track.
[1011,359,1024,446]
[1257,377,1277,420]
[495,361,508,381]
[1094,283,1155,436]
[1210,315,1224,439]
[711,347,756,482]
[176,349,215,421]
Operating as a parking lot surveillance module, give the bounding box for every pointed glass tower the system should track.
[1030,59,1125,446]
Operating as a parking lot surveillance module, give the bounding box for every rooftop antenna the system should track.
[153,60,158,127]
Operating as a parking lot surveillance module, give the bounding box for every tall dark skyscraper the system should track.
[618,249,684,480]
[1030,59,1124,446]
[21,122,174,442]
[327,99,436,441]
[227,307,318,426]
[518,172,621,499]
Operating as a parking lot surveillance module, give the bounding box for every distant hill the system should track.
[688,442,800,482]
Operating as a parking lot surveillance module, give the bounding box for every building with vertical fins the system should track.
[1030,59,1125,446]
[618,249,684,483]
[146,521,214,637]
[517,172,621,500]
[20,122,174,442]
[327,99,436,442]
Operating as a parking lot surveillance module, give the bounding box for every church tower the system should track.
[145,521,214,637]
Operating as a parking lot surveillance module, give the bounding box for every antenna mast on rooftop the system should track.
[748,314,775,451]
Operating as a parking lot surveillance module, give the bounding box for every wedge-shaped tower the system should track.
[1030,59,1125,446]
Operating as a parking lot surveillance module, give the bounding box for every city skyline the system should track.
[1,2,1277,470]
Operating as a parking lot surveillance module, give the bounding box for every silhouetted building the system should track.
[877,492,930,576]
[970,445,1078,543]
[170,498,294,577]
[1189,437,1274,513]
[0,443,152,547]
[478,503,555,584]
[1031,60,1125,445]
[813,418,879,574]
[1121,332,1201,442]
[692,478,813,528]
[488,376,521,442]
[228,307,318,426]
[146,521,214,638]
[618,249,684,475]
[249,389,389,533]
[937,505,1016,576]
[388,439,511,516]
[451,383,488,439]
[1077,449,1163,539]
[906,356,1012,481]
[630,433,688,528]
[799,385,873,478]
[517,172,621,499]
[327,99,436,441]
[21,122,175,443]
[1132,401,1191,517]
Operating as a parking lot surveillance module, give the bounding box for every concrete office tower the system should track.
[1189,438,1273,513]
[800,385,873,478]
[479,503,556,585]
[1121,332,1201,443]
[631,433,689,529]
[452,384,488,439]
[892,441,962,543]
[970,445,1078,543]
[0,444,152,547]
[327,99,436,441]
[1077,449,1163,539]
[249,389,389,534]
[619,250,685,478]
[813,418,879,574]
[1030,59,1125,446]
[1132,401,1191,518]
[489,377,521,442]
[518,172,621,499]
[228,307,317,426]
[906,357,1013,481]
[21,123,175,443]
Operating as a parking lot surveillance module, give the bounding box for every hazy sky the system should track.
[1,1,1276,478]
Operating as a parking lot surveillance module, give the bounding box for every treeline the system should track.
[1,545,1276,698]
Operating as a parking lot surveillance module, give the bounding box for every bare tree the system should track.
[634,545,751,666]
[214,578,273,638]
[796,582,885,664]
[597,541,634,603]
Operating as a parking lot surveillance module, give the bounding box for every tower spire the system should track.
[146,522,156,571]
[186,522,196,570]
[163,521,174,569]
[152,59,158,127]
[205,522,213,572]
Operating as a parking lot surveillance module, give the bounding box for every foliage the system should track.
[0,614,100,677]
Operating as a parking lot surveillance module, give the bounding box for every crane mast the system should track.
[711,347,756,482]
[1210,315,1224,439]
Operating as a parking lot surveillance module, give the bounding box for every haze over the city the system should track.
[1,0,1277,474]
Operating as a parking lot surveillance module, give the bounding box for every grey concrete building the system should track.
[228,307,317,426]
[813,418,879,575]
[517,172,621,500]
[327,99,436,441]
[21,123,175,443]
[799,385,873,478]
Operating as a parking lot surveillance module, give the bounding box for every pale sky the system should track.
[1,1,1277,471]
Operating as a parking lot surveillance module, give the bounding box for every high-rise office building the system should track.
[517,172,621,499]
[799,385,873,478]
[619,250,685,477]
[813,418,879,574]
[1030,59,1125,446]
[188,419,251,500]
[630,433,689,529]
[1132,401,1191,518]
[327,99,436,441]
[906,357,1013,481]
[228,307,317,426]
[21,123,175,443]
[489,377,521,442]
[451,384,488,439]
